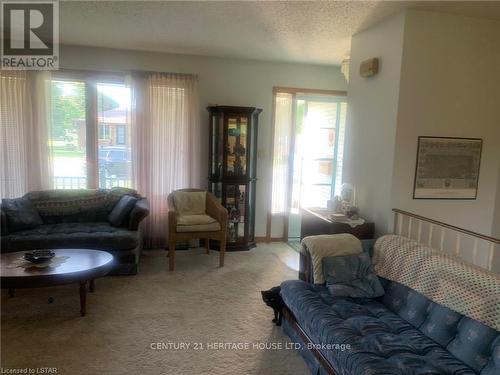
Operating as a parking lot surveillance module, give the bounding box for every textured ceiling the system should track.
[58,1,500,66]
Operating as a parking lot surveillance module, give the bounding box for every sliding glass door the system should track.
[49,73,131,189]
[269,89,347,241]
[291,96,347,211]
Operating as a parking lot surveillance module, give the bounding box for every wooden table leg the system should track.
[79,281,87,316]
[8,288,15,298]
[89,279,95,293]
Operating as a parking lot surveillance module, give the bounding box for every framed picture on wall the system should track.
[413,136,483,199]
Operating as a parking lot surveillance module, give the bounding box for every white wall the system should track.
[493,160,500,238]
[392,10,500,236]
[343,13,406,234]
[59,45,347,237]
[344,10,500,238]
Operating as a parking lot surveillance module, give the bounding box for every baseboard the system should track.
[255,236,285,243]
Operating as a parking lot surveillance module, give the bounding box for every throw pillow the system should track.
[1,198,43,232]
[322,253,385,298]
[108,195,138,227]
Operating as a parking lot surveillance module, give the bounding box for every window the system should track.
[97,83,132,188]
[116,126,126,144]
[99,124,110,140]
[49,73,132,189]
[50,80,88,189]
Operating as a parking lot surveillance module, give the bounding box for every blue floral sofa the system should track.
[281,235,500,375]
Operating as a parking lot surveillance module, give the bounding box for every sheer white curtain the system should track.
[271,92,293,214]
[130,72,201,248]
[0,71,53,198]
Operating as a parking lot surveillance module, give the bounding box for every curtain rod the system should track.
[57,68,197,79]
[129,69,198,78]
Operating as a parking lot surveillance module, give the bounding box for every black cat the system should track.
[261,286,285,326]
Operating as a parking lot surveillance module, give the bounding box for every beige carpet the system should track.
[1,244,309,375]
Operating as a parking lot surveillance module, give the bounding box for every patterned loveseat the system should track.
[281,235,500,375]
[1,188,149,275]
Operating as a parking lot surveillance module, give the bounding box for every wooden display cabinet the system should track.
[207,106,261,250]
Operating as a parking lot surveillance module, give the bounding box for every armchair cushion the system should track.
[176,222,221,233]
[177,214,217,226]
[172,191,206,215]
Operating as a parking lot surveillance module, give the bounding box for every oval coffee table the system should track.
[1,249,114,316]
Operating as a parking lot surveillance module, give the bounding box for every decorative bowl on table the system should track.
[23,250,56,263]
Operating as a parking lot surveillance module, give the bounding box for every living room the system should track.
[1,1,500,375]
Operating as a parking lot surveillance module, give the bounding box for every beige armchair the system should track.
[167,189,228,271]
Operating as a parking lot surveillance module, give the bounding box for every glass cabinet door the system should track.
[225,184,247,242]
[210,182,222,202]
[225,116,248,178]
[247,181,256,241]
[211,115,224,179]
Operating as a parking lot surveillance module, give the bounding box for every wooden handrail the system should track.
[393,208,500,245]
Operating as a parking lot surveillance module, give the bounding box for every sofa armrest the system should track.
[206,193,228,229]
[1,207,8,236]
[128,198,150,231]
